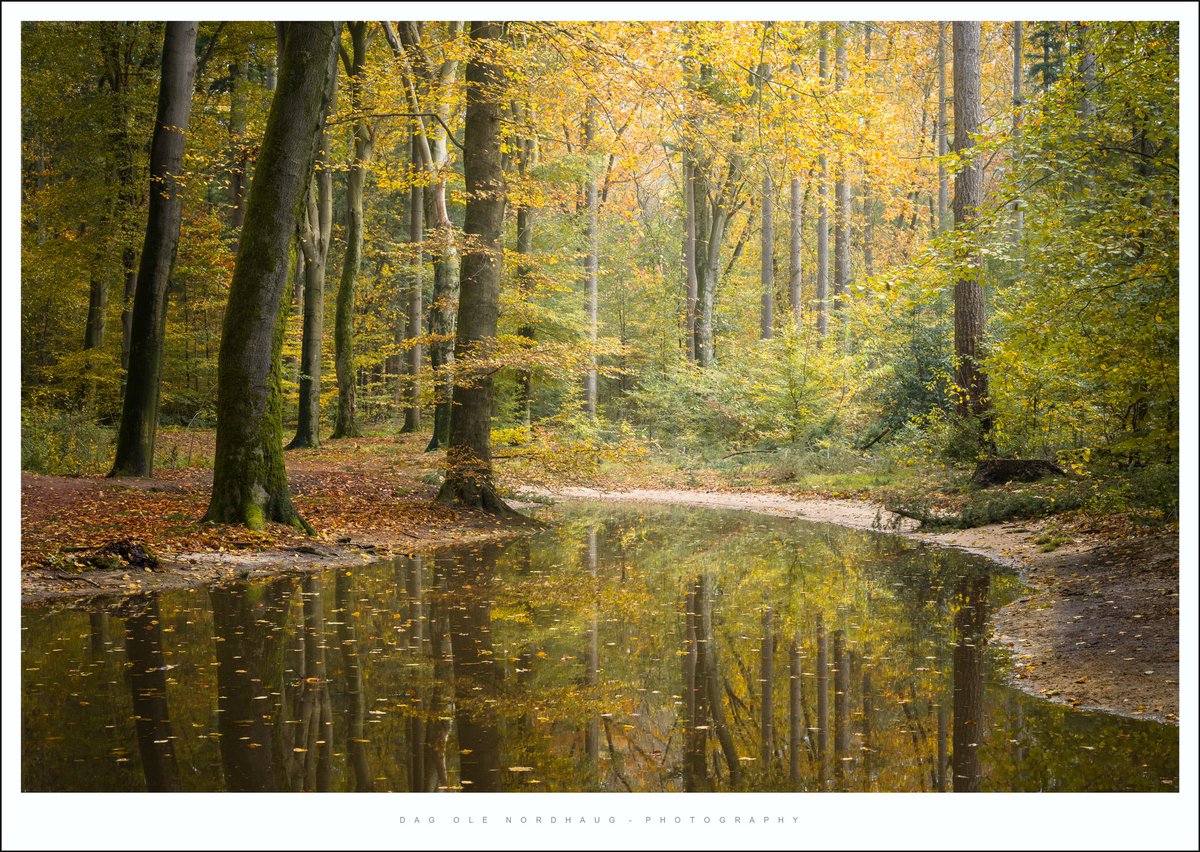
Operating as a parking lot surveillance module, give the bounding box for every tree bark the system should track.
[288,126,334,450]
[684,158,699,360]
[109,22,198,477]
[228,57,249,230]
[515,124,536,426]
[331,22,373,440]
[952,22,991,437]
[816,25,830,338]
[204,21,340,530]
[435,22,511,513]
[833,23,851,327]
[760,173,774,339]
[402,133,424,433]
[1012,21,1024,237]
[788,175,802,323]
[938,22,950,234]
[583,107,599,415]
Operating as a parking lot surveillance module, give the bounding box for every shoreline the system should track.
[20,476,1178,726]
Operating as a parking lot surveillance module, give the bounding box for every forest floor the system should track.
[19,427,1179,723]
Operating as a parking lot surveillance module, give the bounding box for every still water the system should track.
[22,502,1178,792]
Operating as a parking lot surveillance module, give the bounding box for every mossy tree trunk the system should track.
[204,21,340,531]
[109,22,198,477]
[331,22,374,440]
[435,22,512,513]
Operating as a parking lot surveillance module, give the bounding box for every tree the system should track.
[816,24,830,337]
[204,21,340,530]
[331,22,375,440]
[435,21,512,513]
[287,125,334,450]
[109,21,198,477]
[951,21,990,441]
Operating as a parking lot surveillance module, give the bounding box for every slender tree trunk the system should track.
[862,27,876,280]
[109,22,198,477]
[816,25,830,338]
[1012,21,1024,237]
[204,21,340,530]
[332,23,373,440]
[583,107,599,415]
[424,241,457,452]
[515,126,536,426]
[760,173,774,339]
[288,128,334,450]
[228,58,249,230]
[684,157,699,360]
[435,22,511,513]
[938,22,950,234]
[951,22,991,438]
[402,133,424,433]
[788,175,802,322]
[833,23,851,327]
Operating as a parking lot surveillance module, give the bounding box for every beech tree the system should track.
[204,21,340,530]
[109,22,198,477]
[435,21,511,513]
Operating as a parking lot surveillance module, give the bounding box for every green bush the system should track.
[21,405,113,475]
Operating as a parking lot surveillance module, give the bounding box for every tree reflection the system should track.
[951,568,990,792]
[123,594,179,791]
[209,577,293,792]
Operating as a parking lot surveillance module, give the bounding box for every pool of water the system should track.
[21,502,1178,792]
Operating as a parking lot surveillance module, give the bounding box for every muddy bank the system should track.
[522,485,1179,725]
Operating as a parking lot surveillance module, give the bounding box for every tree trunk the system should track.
[204,21,340,530]
[684,158,699,360]
[435,22,511,513]
[862,27,876,280]
[833,23,851,327]
[228,58,249,230]
[952,22,991,438]
[788,175,802,323]
[1012,21,1024,237]
[425,243,457,451]
[331,23,373,440]
[816,25,830,338]
[109,22,198,477]
[402,133,425,433]
[583,108,599,415]
[938,22,950,234]
[514,120,536,427]
[288,128,334,450]
[760,173,774,339]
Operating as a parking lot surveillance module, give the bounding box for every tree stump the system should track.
[969,458,1066,488]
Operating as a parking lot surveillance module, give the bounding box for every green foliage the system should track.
[21,403,113,475]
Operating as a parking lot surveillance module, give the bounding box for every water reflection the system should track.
[21,503,1178,792]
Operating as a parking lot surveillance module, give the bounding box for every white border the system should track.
[3,3,1196,850]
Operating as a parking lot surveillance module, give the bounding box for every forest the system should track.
[15,17,1184,809]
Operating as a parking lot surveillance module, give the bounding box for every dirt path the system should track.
[521,485,1179,725]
